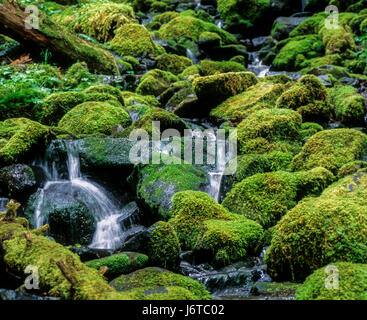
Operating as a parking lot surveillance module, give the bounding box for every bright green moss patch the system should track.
[210,82,285,123]
[338,161,367,179]
[109,267,211,300]
[85,252,149,280]
[58,101,131,136]
[63,62,99,90]
[266,172,367,282]
[83,84,125,106]
[200,59,246,76]
[295,262,367,300]
[291,129,367,175]
[136,69,179,97]
[156,53,193,75]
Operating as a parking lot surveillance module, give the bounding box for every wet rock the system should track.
[271,16,308,41]
[0,198,9,212]
[250,281,298,300]
[70,247,114,262]
[0,289,59,301]
[0,164,37,199]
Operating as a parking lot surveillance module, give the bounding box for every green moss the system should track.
[178,65,201,80]
[299,122,324,140]
[121,91,158,107]
[289,14,326,37]
[291,129,367,175]
[319,25,356,57]
[210,82,285,123]
[156,53,193,75]
[83,84,125,106]
[159,15,236,44]
[200,59,246,76]
[146,221,181,270]
[150,11,180,29]
[328,85,365,126]
[85,252,149,280]
[58,101,131,136]
[295,262,367,300]
[53,2,136,43]
[193,72,258,109]
[109,267,211,300]
[236,108,302,155]
[222,167,334,229]
[63,62,99,90]
[109,24,163,58]
[0,118,52,165]
[266,172,367,282]
[136,69,179,97]
[338,161,367,179]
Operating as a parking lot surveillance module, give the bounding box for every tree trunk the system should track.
[0,0,119,74]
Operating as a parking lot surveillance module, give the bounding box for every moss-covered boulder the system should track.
[109,24,163,58]
[156,53,193,75]
[328,85,366,126]
[222,167,334,229]
[291,129,367,175]
[193,72,258,110]
[136,69,179,97]
[295,262,367,300]
[276,74,331,124]
[83,85,125,106]
[265,172,367,282]
[58,102,131,136]
[169,191,264,266]
[236,108,302,155]
[48,203,96,246]
[109,267,211,300]
[200,59,246,76]
[338,160,367,179]
[85,252,149,281]
[133,163,208,221]
[210,82,285,124]
[0,118,52,165]
[63,62,99,90]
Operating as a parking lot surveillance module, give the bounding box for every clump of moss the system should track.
[109,24,163,58]
[58,101,131,136]
[85,252,149,280]
[136,69,179,97]
[0,118,52,165]
[193,72,258,109]
[328,85,365,126]
[276,75,330,124]
[295,262,367,300]
[299,122,324,141]
[200,60,246,76]
[265,172,367,282]
[291,129,367,175]
[159,15,236,44]
[222,167,334,229]
[83,84,125,106]
[169,191,264,266]
[179,65,201,80]
[63,62,99,90]
[109,267,211,300]
[319,25,356,57]
[236,108,302,155]
[146,221,181,270]
[338,160,367,179]
[210,82,285,123]
[156,53,193,75]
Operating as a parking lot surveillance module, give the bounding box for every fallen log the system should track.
[0,0,119,74]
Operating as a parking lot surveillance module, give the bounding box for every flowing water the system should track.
[247,51,271,78]
[31,141,142,250]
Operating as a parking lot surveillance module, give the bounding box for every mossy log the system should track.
[0,1,119,74]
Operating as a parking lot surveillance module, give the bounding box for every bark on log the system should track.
[0,0,119,74]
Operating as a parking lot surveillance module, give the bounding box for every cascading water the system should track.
[247,52,270,78]
[186,48,198,65]
[301,0,307,12]
[31,140,141,250]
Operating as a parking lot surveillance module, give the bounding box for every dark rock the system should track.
[271,16,308,41]
[0,164,37,199]
[70,247,114,262]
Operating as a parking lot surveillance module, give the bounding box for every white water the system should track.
[32,141,135,250]
[186,48,198,65]
[301,0,307,12]
[248,51,270,78]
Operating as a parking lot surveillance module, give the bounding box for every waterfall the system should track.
[301,0,307,12]
[247,51,270,78]
[186,48,198,65]
[31,140,142,250]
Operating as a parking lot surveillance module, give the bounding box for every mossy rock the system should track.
[85,252,149,281]
[121,91,159,108]
[179,65,201,80]
[295,262,367,300]
[134,162,208,221]
[145,221,181,271]
[109,267,211,300]
[159,15,236,44]
[236,108,302,155]
[136,69,179,97]
[63,62,99,90]
[319,25,356,57]
[328,85,365,126]
[200,59,246,76]
[58,101,131,136]
[291,129,367,175]
[210,82,285,124]
[169,190,263,266]
[193,72,258,110]
[265,172,367,282]
[222,168,334,229]
[109,24,163,58]
[0,118,52,165]
[83,85,125,106]
[156,53,193,75]
[338,160,367,179]
[251,281,299,299]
